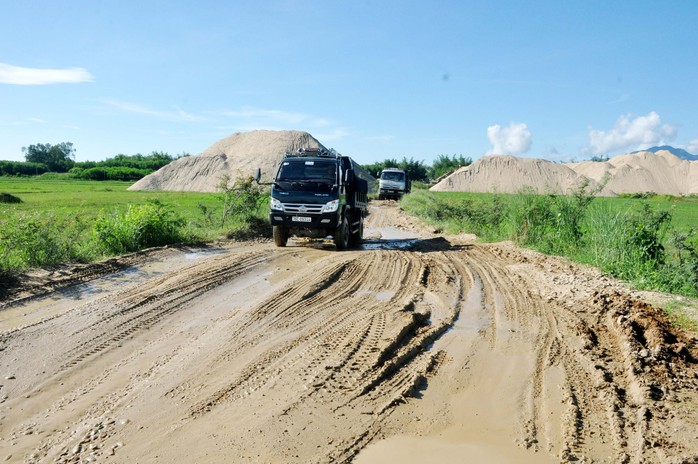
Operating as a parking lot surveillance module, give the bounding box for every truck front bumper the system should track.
[379,189,403,197]
[269,212,340,230]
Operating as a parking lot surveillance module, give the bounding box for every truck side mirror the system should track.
[344,168,354,183]
[253,168,261,183]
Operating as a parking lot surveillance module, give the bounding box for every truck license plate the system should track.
[292,216,312,223]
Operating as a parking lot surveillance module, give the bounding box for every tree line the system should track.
[0,142,189,181]
[363,154,472,183]
[2,141,472,183]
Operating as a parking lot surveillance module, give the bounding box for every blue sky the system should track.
[1,0,697,165]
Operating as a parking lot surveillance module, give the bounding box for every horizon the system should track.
[1,1,697,166]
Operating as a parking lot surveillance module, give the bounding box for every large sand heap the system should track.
[129,130,372,193]
[431,150,698,196]
[430,155,608,194]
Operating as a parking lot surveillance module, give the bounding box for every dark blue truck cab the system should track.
[255,148,368,249]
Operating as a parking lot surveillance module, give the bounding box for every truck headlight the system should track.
[321,199,339,213]
[270,197,283,211]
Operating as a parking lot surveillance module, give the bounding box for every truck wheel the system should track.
[349,216,363,246]
[334,217,349,250]
[273,225,288,247]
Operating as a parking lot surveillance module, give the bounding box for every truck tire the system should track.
[273,225,288,247]
[334,217,350,250]
[349,216,363,246]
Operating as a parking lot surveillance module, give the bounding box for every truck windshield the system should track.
[381,171,404,181]
[276,160,337,184]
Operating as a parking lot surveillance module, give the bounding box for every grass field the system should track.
[419,191,698,234]
[0,176,269,273]
[0,177,221,223]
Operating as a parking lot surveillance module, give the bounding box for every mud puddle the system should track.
[0,247,227,332]
[361,224,420,250]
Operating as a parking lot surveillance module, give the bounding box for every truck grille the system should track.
[283,203,324,214]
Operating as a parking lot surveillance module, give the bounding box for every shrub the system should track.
[510,190,557,251]
[77,166,150,181]
[625,204,671,265]
[0,211,95,270]
[93,201,187,254]
[216,174,267,225]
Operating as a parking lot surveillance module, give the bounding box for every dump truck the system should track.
[377,168,410,200]
[255,148,368,249]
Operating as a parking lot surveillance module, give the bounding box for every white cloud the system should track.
[0,62,94,85]
[686,139,698,154]
[102,99,199,122]
[487,122,532,155]
[586,112,676,155]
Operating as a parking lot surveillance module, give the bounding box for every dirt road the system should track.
[1,202,696,463]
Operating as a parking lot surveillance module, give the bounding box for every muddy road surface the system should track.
[1,201,697,463]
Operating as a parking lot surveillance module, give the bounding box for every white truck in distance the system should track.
[377,168,411,200]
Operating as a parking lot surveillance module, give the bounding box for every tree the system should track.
[363,157,429,182]
[396,157,428,182]
[22,142,76,172]
[430,154,473,180]
[363,159,398,178]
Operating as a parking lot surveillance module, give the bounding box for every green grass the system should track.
[0,176,270,273]
[0,177,221,223]
[593,195,698,234]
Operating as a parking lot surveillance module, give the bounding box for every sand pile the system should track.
[432,150,698,196]
[569,150,698,195]
[430,155,608,194]
[129,130,355,192]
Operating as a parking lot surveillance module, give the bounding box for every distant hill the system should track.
[634,145,698,161]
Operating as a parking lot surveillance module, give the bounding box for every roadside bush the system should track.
[625,204,671,265]
[668,229,698,295]
[584,202,630,273]
[510,190,557,251]
[400,190,506,239]
[403,188,698,298]
[0,210,95,271]
[194,174,268,240]
[93,201,187,254]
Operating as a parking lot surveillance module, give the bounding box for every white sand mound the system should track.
[432,150,698,196]
[430,155,599,194]
[569,150,697,196]
[129,130,325,192]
